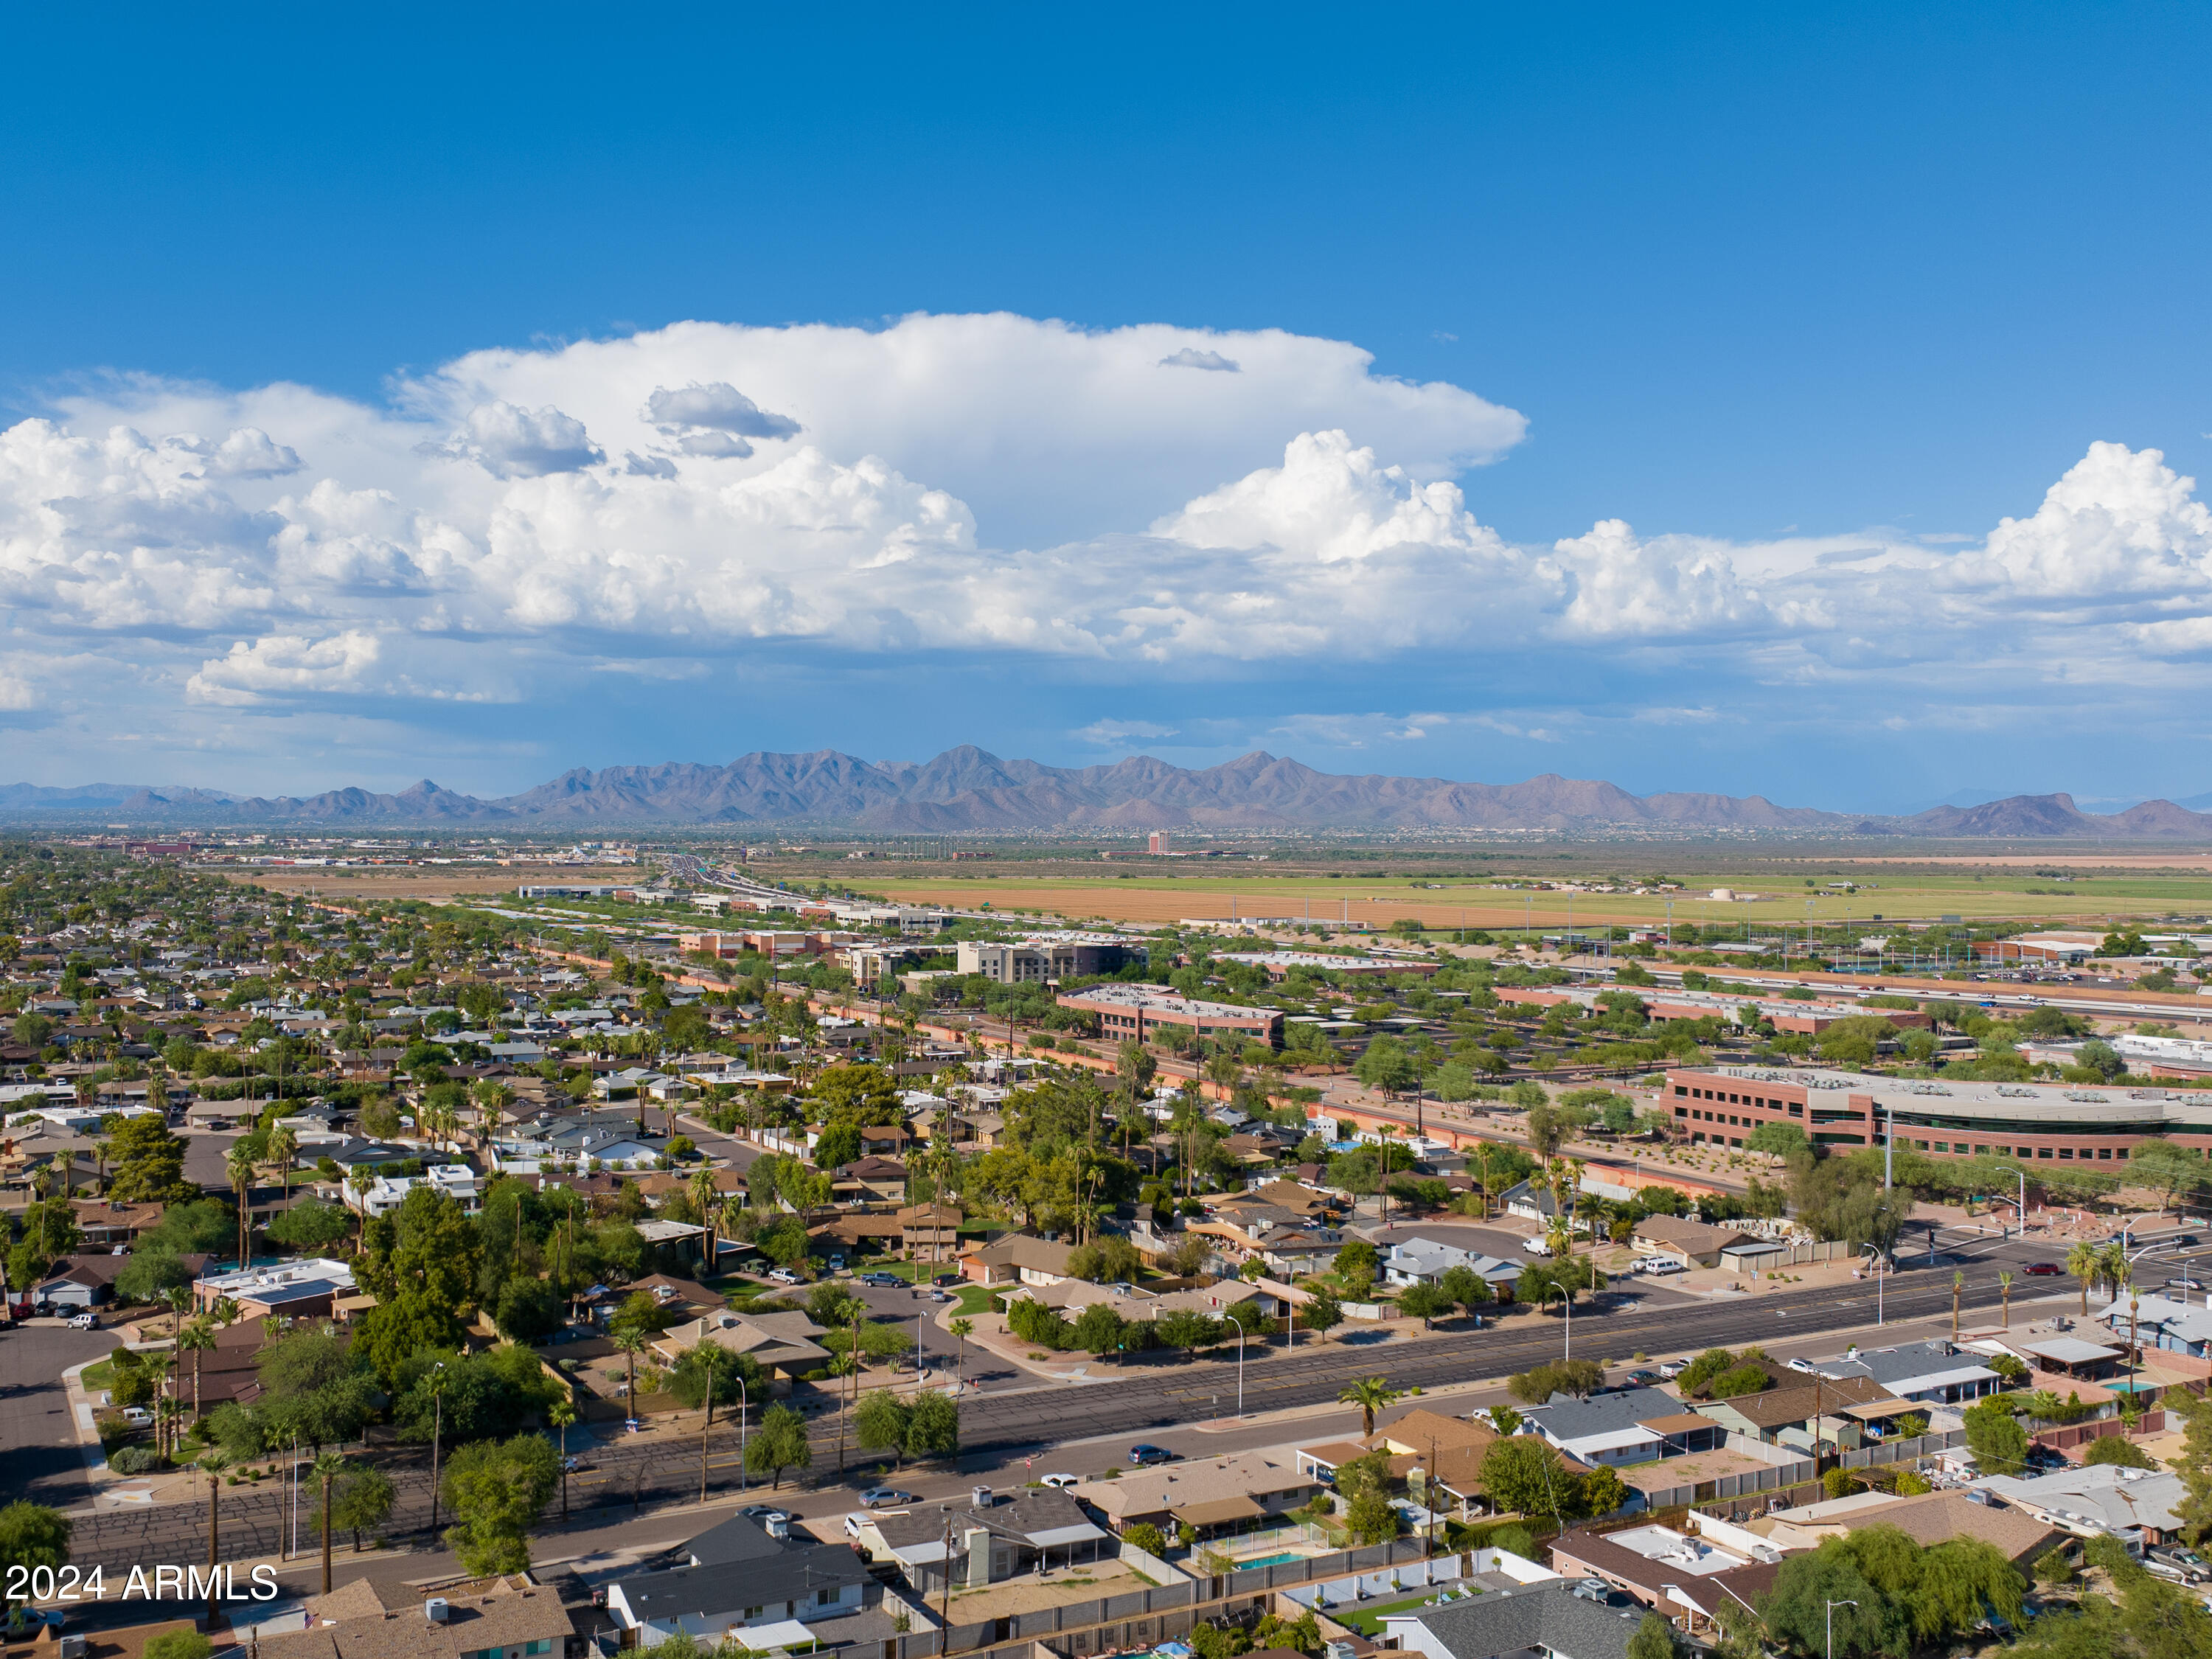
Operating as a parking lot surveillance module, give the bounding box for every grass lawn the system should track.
[1329,1590,1475,1638]
[79,1360,116,1391]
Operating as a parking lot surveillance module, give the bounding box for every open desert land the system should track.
[853,862,2212,930]
[223,864,637,902]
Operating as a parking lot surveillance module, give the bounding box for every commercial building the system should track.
[1502,984,1928,1036]
[1665,1062,2212,1161]
[957,935,1148,984]
[1214,951,1439,981]
[1054,984,1282,1046]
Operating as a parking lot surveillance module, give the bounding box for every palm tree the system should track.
[2098,1241,2131,1306]
[549,1401,577,1522]
[198,1451,230,1627]
[950,1317,973,1389]
[2067,1241,2101,1316]
[689,1167,720,1268]
[267,1127,299,1201]
[1998,1270,2015,1329]
[179,1315,217,1421]
[1339,1376,1402,1439]
[1952,1270,1965,1338]
[313,1450,344,1593]
[225,1141,256,1270]
[613,1329,648,1413]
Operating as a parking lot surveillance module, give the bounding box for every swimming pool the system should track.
[1234,1552,1305,1568]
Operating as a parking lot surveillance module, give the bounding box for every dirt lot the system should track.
[223,865,635,902]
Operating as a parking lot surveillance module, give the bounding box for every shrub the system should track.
[106,1446,164,1475]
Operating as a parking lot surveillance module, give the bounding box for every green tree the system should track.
[492,1277,563,1345]
[1298,1288,1343,1342]
[267,1198,355,1254]
[1626,1613,1677,1659]
[905,1391,959,1460]
[1397,1283,1455,1329]
[2083,1436,2158,1470]
[1478,1436,1571,1523]
[142,1635,213,1659]
[2171,1388,2212,1545]
[1072,1301,1130,1360]
[0,1503,71,1580]
[1346,1484,1398,1545]
[1436,1265,1493,1318]
[856,1388,912,1467]
[1124,1522,1167,1558]
[104,1115,195,1203]
[1352,1037,1419,1096]
[813,1122,862,1171]
[1756,1550,1906,1659]
[746,1403,811,1489]
[1963,1397,2029,1478]
[439,1433,558,1574]
[330,1464,395,1552]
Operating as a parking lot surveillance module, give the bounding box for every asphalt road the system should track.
[0,1324,119,1510]
[58,1249,2089,1573]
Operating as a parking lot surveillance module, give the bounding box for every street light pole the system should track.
[1826,1599,1858,1659]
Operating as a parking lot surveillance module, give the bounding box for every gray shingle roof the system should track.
[1402,1579,1674,1659]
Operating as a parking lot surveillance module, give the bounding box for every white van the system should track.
[1521,1236,1553,1256]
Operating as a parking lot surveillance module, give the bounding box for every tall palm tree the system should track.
[198,1451,230,1627]
[613,1329,648,1413]
[1951,1270,1965,1338]
[689,1167,720,1268]
[2066,1241,2101,1317]
[1998,1270,2015,1330]
[2098,1241,2131,1306]
[949,1317,973,1389]
[267,1127,299,1201]
[313,1450,344,1594]
[178,1315,216,1421]
[549,1400,577,1522]
[225,1141,256,1270]
[1339,1376,1402,1439]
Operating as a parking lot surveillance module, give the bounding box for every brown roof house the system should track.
[254,1573,577,1659]
[649,1308,832,1387]
[1630,1215,1753,1270]
[959,1231,1077,1287]
[1071,1452,1318,1537]
[1753,1488,2062,1568]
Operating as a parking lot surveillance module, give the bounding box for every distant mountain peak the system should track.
[3,754,2209,838]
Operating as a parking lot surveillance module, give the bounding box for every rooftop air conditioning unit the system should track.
[425,1599,451,1624]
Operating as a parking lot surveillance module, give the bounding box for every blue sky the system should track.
[4,5,2210,810]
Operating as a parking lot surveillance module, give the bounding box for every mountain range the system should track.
[4,749,2211,838]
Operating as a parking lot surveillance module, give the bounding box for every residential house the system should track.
[1296,1408,1528,1517]
[1387,1577,1681,1659]
[959,1231,1077,1287]
[1806,1340,2003,1405]
[194,1258,358,1319]
[1752,1489,2062,1567]
[29,1253,135,1310]
[2096,1293,2212,1359]
[1693,1374,1897,1455]
[2012,1337,2124,1382]
[900,1203,961,1263]
[1972,1463,2189,1546]
[1548,1520,1786,1635]
[253,1572,579,1659]
[849,1489,1111,1593]
[604,1509,877,1652]
[1520,1388,1728,1469]
[348,1163,482,1218]
[1383,1237,1526,1297]
[829,1156,909,1205]
[1630,1216,1753,1270]
[68,1197,167,1248]
[1071,1453,1318,1537]
[647,1308,832,1388]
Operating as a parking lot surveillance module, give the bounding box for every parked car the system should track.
[859,1488,918,1508]
[67,1312,98,1330]
[1521,1237,1553,1256]
[1040,1473,1080,1489]
[741,1504,790,1523]
[1786,1356,1818,1374]
[2145,1545,2209,1582]
[843,1513,869,1538]
[858,1273,903,1288]
[2022,1262,2064,1276]
[1655,1360,1686,1380]
[1623,1370,1660,1387]
[561,1455,593,1472]
[1128,1444,1178,1467]
[767,1269,800,1285]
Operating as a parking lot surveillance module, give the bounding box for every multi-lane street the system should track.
[57,1237,2158,1573]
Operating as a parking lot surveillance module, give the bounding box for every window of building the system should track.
[1788,1103,1803,1117]
[2037,1147,2053,1158]
[2059,1148,2074,1160]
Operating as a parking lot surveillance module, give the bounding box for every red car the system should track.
[2022,1262,2063,1276]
